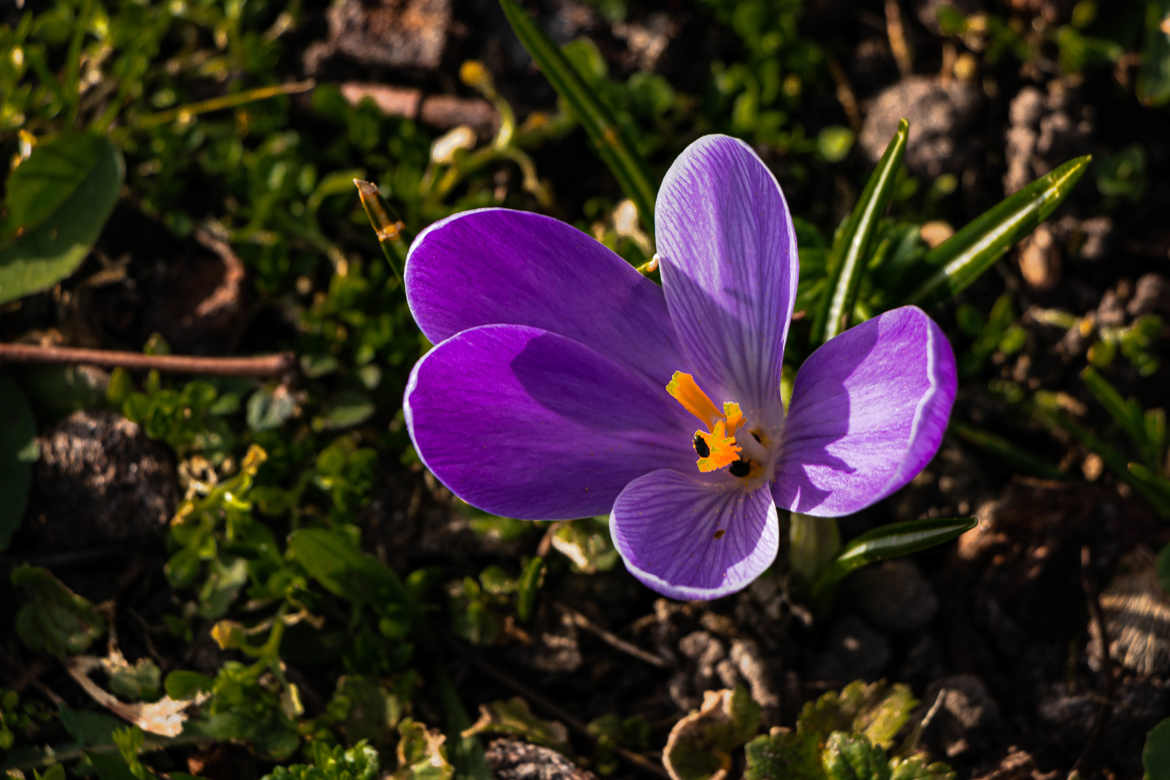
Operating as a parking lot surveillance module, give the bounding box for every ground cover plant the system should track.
[0,0,1169,778]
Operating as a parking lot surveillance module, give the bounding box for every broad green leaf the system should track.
[1144,717,1170,780]
[823,732,889,780]
[797,680,917,749]
[814,119,908,345]
[164,670,214,700]
[889,756,956,780]
[744,729,822,780]
[663,687,761,780]
[107,658,161,701]
[394,719,454,780]
[813,517,976,596]
[1137,1,1170,106]
[463,697,570,752]
[0,375,37,550]
[287,527,408,607]
[0,133,123,304]
[12,565,105,656]
[498,0,656,236]
[906,156,1090,304]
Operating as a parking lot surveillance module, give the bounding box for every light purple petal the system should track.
[610,469,779,600]
[655,135,798,418]
[404,324,696,520]
[772,306,956,517]
[405,208,683,385]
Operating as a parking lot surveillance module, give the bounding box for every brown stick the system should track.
[0,343,295,377]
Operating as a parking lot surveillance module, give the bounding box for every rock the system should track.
[486,738,597,780]
[860,76,981,178]
[24,411,177,551]
[1004,80,1092,195]
[924,674,1002,758]
[1017,223,1060,291]
[846,560,939,632]
[304,0,452,73]
[1088,547,1170,676]
[1127,273,1170,318]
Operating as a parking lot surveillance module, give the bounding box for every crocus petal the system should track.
[405,208,683,385]
[655,135,798,417]
[404,324,696,520]
[610,469,779,600]
[772,306,956,517]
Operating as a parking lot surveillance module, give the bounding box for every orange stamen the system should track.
[666,371,721,429]
[695,420,742,472]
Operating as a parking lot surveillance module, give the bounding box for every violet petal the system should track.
[610,469,779,600]
[655,135,799,416]
[772,306,956,517]
[404,324,695,520]
[405,207,683,385]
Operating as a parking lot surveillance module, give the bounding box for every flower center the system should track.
[666,371,768,477]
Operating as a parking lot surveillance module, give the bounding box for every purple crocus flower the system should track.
[403,135,956,600]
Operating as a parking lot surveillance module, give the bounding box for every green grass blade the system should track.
[950,421,1066,480]
[907,155,1091,304]
[499,0,657,236]
[1081,366,1156,467]
[812,516,976,597]
[813,118,908,345]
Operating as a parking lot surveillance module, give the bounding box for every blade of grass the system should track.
[499,0,657,237]
[950,420,1066,480]
[907,155,1090,304]
[813,118,908,345]
[1081,366,1158,467]
[811,516,976,599]
[1031,401,1170,518]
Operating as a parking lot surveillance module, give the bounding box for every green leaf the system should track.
[498,0,656,236]
[462,697,570,752]
[814,118,908,345]
[12,565,106,656]
[287,527,408,608]
[889,756,956,780]
[663,687,761,780]
[0,375,37,550]
[164,670,214,700]
[1137,1,1170,106]
[906,156,1090,304]
[1144,717,1170,780]
[744,729,822,780]
[0,133,123,304]
[516,556,544,623]
[1081,366,1159,467]
[812,517,976,596]
[823,732,889,780]
[394,719,454,780]
[797,680,917,750]
[1157,543,1170,596]
[107,658,161,702]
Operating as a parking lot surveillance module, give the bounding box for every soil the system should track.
[4,1,1170,778]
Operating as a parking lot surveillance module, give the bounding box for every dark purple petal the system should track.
[655,135,798,417]
[405,208,683,385]
[610,469,779,600]
[772,306,956,517]
[404,324,696,520]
